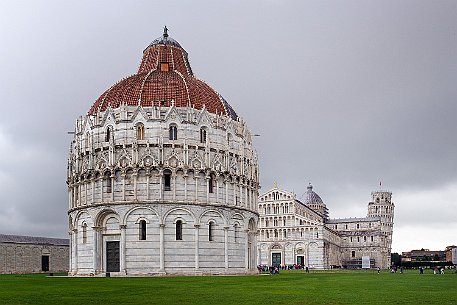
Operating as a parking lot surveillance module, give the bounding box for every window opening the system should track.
[139,220,147,240]
[164,170,171,191]
[208,176,214,193]
[169,125,177,140]
[234,224,239,242]
[106,173,112,193]
[160,63,169,72]
[137,124,145,140]
[105,127,112,142]
[208,222,214,241]
[200,128,207,143]
[82,223,87,244]
[176,220,183,240]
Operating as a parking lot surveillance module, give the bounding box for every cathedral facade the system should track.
[67,29,259,276]
[257,184,394,269]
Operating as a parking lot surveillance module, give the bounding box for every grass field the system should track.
[0,270,456,305]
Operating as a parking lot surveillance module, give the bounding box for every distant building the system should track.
[257,184,394,269]
[445,245,457,263]
[401,249,447,262]
[0,234,69,274]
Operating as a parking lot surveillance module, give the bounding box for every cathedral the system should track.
[67,28,259,276]
[257,184,394,269]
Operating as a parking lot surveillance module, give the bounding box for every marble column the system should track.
[159,224,165,271]
[194,176,199,202]
[122,173,126,201]
[173,174,177,201]
[224,226,229,271]
[244,229,249,270]
[120,224,127,274]
[216,177,220,204]
[194,224,200,270]
[92,226,98,274]
[100,178,103,203]
[184,174,188,201]
[110,175,115,202]
[146,174,150,200]
[133,173,137,200]
[72,228,78,274]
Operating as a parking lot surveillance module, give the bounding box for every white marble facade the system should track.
[67,31,259,276]
[257,185,394,269]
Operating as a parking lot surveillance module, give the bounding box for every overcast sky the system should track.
[0,0,456,253]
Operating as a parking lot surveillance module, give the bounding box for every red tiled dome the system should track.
[88,31,238,119]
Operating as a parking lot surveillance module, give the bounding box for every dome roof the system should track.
[88,28,238,120]
[304,184,324,205]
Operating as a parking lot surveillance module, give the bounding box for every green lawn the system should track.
[0,270,456,305]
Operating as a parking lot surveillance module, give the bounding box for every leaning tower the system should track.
[367,190,394,267]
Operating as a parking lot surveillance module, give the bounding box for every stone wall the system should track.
[0,242,68,274]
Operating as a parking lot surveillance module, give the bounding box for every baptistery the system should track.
[67,28,259,276]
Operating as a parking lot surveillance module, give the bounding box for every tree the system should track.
[391,253,402,266]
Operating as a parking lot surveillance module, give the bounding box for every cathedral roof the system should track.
[304,184,324,205]
[88,28,238,120]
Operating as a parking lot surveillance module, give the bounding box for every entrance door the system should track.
[297,256,304,266]
[272,253,281,266]
[106,241,120,272]
[41,256,49,272]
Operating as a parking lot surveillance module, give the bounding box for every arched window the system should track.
[105,126,112,142]
[82,223,87,244]
[208,175,214,193]
[176,220,183,240]
[234,223,239,242]
[139,220,147,240]
[85,132,90,149]
[105,172,112,193]
[200,128,207,143]
[227,133,232,145]
[137,123,145,140]
[169,125,177,140]
[163,170,172,191]
[266,231,270,239]
[208,221,214,241]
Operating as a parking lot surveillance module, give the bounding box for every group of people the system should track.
[384,265,457,274]
[257,264,310,275]
[432,267,446,274]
